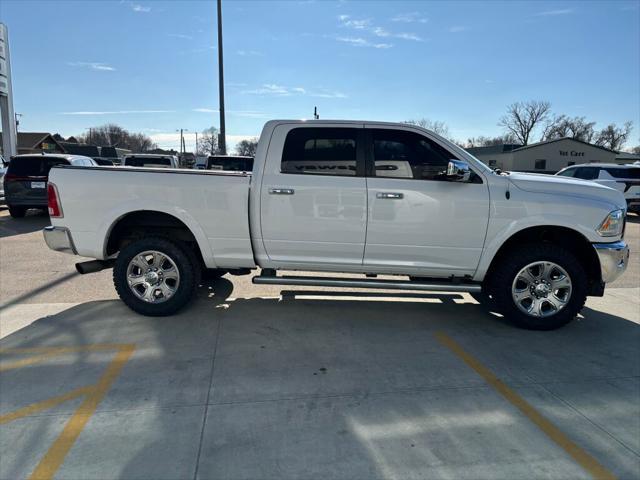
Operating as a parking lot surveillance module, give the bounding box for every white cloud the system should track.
[61,110,173,115]
[310,89,348,99]
[193,108,219,113]
[392,12,428,23]
[236,50,263,56]
[534,8,574,16]
[335,36,392,49]
[168,33,193,40]
[67,62,116,72]
[242,83,292,96]
[338,15,423,43]
[131,4,151,13]
[449,26,468,33]
[240,84,348,99]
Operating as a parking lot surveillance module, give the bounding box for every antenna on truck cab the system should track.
[313,106,319,120]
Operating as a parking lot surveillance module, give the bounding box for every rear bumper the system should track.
[593,240,629,283]
[43,226,77,255]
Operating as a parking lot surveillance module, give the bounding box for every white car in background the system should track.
[556,163,640,214]
[0,154,7,205]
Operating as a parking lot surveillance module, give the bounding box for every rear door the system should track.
[363,126,490,277]
[5,156,67,206]
[260,124,368,266]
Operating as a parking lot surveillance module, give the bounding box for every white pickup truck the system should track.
[43,120,630,330]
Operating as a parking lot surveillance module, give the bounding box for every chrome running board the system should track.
[252,274,481,293]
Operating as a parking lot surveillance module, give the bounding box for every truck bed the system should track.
[48,165,255,269]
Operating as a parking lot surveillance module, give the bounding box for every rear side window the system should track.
[7,156,68,176]
[372,129,457,180]
[282,128,357,176]
[557,168,575,177]
[604,167,640,179]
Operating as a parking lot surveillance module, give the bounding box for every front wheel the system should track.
[113,237,199,316]
[488,244,588,330]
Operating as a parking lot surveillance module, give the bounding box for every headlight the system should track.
[597,209,624,237]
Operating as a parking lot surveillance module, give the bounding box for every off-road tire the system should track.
[8,206,26,218]
[113,236,199,316]
[488,244,588,330]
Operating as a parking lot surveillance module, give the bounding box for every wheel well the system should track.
[486,226,602,291]
[106,211,203,264]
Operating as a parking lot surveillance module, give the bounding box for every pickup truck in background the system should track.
[43,120,630,330]
[122,154,179,169]
[555,163,640,214]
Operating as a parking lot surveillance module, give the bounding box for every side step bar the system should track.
[252,274,481,293]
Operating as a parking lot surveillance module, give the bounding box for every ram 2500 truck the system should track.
[43,120,630,330]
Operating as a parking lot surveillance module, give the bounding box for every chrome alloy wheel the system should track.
[126,250,180,303]
[511,261,572,318]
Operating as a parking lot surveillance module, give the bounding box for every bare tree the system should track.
[498,100,551,145]
[465,134,517,148]
[76,124,156,152]
[196,127,220,156]
[235,138,258,156]
[542,115,596,143]
[632,144,640,155]
[595,121,633,151]
[404,118,450,139]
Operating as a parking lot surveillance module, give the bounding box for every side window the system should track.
[574,167,598,180]
[372,129,457,180]
[535,159,546,170]
[281,128,358,176]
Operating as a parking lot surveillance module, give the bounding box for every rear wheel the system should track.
[8,206,26,218]
[488,244,587,330]
[113,237,199,316]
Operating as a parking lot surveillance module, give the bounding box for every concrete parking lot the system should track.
[1,208,639,480]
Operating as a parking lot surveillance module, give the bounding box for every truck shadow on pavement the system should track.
[1,282,638,479]
[0,209,50,238]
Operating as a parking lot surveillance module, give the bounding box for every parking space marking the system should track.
[435,332,616,480]
[0,343,135,480]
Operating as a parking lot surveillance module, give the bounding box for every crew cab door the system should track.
[259,124,367,266]
[363,126,490,277]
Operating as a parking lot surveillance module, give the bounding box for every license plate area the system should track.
[31,181,46,189]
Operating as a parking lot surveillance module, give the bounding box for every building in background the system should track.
[467,138,618,174]
[0,131,65,155]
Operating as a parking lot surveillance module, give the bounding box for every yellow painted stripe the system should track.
[435,332,616,480]
[0,386,93,425]
[0,344,135,372]
[29,345,135,480]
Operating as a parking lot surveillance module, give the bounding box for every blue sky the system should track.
[1,0,639,151]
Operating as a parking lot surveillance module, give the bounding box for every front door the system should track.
[364,126,490,277]
[260,125,368,267]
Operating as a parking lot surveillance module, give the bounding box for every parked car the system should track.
[0,155,7,205]
[122,154,179,169]
[43,120,629,330]
[206,155,254,172]
[4,154,97,218]
[556,163,640,214]
[195,156,208,170]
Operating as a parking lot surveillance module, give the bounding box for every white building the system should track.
[467,137,618,173]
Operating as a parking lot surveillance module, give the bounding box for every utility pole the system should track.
[217,0,226,155]
[195,132,198,154]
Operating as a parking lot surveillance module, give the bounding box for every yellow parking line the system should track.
[29,344,135,480]
[0,344,133,372]
[435,332,616,480]
[0,386,93,424]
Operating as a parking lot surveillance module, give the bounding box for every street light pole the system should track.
[217,0,226,155]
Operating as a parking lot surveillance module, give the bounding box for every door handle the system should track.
[376,192,403,199]
[269,188,295,195]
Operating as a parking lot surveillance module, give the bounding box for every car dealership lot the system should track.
[1,209,639,479]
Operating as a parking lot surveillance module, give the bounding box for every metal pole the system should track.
[217,0,226,155]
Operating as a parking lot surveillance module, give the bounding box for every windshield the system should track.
[125,157,171,167]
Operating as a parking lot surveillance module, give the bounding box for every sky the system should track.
[1,0,639,152]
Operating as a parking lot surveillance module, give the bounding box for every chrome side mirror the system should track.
[446,160,472,182]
